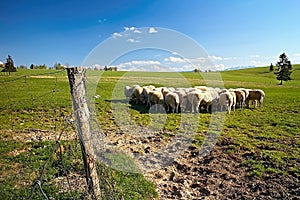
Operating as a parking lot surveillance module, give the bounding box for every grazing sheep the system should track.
[246,89,265,108]
[147,85,156,91]
[233,89,246,108]
[219,91,234,114]
[199,91,213,113]
[124,84,265,114]
[164,92,180,113]
[131,85,143,104]
[229,91,236,112]
[161,87,170,97]
[207,89,220,112]
[161,88,180,113]
[124,86,133,101]
[174,89,187,112]
[182,90,207,113]
[236,88,249,104]
[194,86,208,92]
[141,86,153,106]
[148,91,164,112]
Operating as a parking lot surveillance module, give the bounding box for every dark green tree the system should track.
[274,53,292,85]
[269,63,274,72]
[1,55,17,75]
[54,63,65,70]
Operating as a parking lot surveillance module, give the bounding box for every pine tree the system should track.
[1,55,17,75]
[269,63,274,72]
[274,53,292,85]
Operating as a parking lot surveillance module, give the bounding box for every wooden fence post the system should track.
[67,67,101,199]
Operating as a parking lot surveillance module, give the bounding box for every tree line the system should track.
[0,56,118,72]
[0,54,293,85]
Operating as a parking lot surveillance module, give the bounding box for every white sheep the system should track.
[164,92,180,113]
[141,86,153,106]
[207,89,220,112]
[124,85,134,101]
[148,90,164,112]
[219,91,234,114]
[174,89,187,112]
[182,90,207,113]
[194,85,208,92]
[229,91,236,112]
[131,85,143,104]
[200,91,213,113]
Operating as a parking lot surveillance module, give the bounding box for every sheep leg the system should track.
[259,97,263,108]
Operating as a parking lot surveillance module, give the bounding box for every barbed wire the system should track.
[1,69,157,200]
[0,70,92,199]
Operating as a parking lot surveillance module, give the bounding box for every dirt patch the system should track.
[144,141,299,199]
[53,172,87,194]
[7,147,32,157]
[103,127,299,199]
[30,75,56,79]
[0,129,77,143]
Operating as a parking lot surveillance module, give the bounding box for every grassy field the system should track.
[0,65,299,199]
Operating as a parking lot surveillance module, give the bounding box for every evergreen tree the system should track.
[1,55,17,75]
[274,53,292,85]
[269,63,274,72]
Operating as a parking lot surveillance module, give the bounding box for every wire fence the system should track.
[0,69,158,200]
[0,69,87,199]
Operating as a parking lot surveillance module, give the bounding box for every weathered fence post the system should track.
[67,67,101,199]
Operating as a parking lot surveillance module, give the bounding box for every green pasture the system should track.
[0,65,299,199]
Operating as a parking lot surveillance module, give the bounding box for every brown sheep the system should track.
[246,89,265,108]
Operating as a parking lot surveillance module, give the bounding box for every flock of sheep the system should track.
[124,85,265,114]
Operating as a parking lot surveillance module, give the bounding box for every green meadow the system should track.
[0,65,299,199]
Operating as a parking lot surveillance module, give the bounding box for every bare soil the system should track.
[145,138,299,199]
[105,128,299,199]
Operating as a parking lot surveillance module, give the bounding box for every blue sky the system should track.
[0,0,299,71]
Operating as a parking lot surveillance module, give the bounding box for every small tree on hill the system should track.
[1,55,17,75]
[274,53,292,85]
[54,62,65,70]
[269,63,274,72]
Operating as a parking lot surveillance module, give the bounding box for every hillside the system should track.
[0,65,299,199]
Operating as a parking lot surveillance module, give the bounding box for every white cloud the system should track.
[214,64,226,71]
[208,55,223,61]
[223,57,238,60]
[124,26,141,33]
[114,60,162,71]
[133,29,142,33]
[292,53,300,57]
[112,32,122,38]
[290,53,300,63]
[127,38,140,43]
[124,26,135,31]
[149,27,158,33]
[250,60,262,65]
[164,56,185,63]
[251,55,260,58]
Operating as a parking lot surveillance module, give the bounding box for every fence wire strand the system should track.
[0,69,157,200]
[0,70,94,199]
